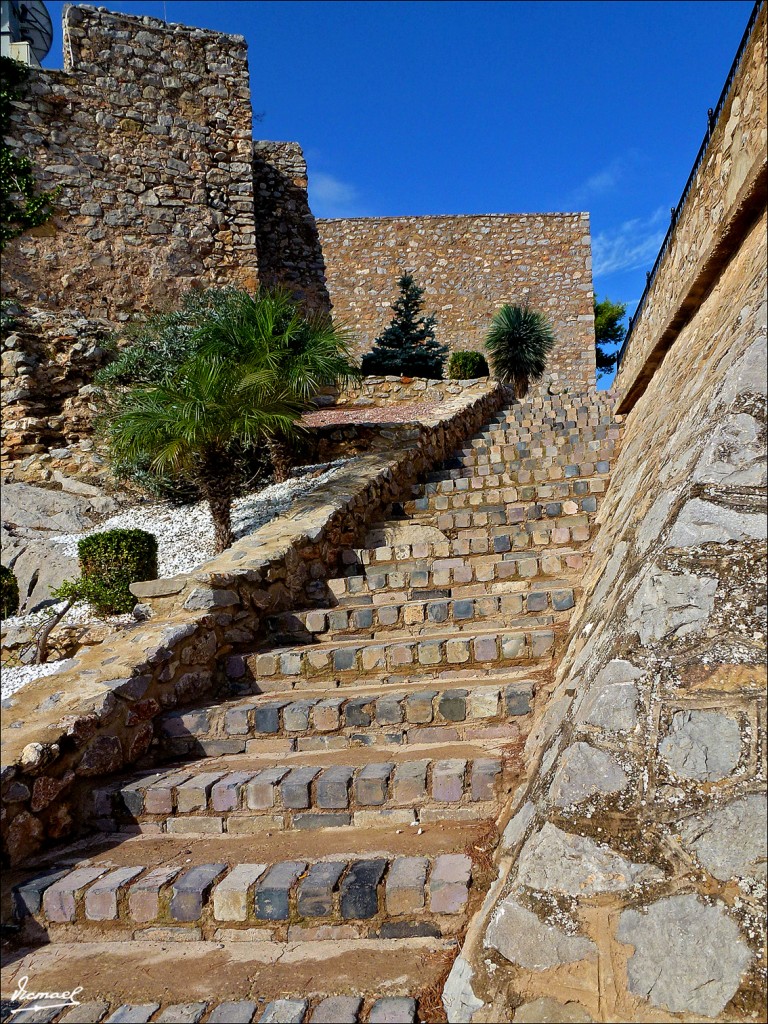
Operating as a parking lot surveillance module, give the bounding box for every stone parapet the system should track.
[0,380,503,864]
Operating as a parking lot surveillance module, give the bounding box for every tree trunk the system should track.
[199,451,236,554]
[35,599,73,664]
[267,434,295,484]
[513,373,529,400]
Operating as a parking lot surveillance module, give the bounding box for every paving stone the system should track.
[170,863,226,921]
[629,568,718,646]
[309,997,362,1023]
[468,686,500,718]
[678,794,767,880]
[156,1005,207,1023]
[405,691,436,724]
[58,1000,111,1023]
[385,856,428,914]
[430,853,471,913]
[470,758,501,801]
[374,695,403,725]
[12,868,69,918]
[167,815,223,835]
[339,858,387,919]
[485,896,597,969]
[207,1002,258,1024]
[513,998,593,1022]
[344,698,372,728]
[313,698,343,731]
[368,998,417,1024]
[442,955,484,1024]
[128,866,179,923]
[333,647,358,671]
[280,766,321,808]
[438,689,467,721]
[316,765,354,808]
[280,652,303,675]
[283,701,315,732]
[84,866,143,920]
[213,864,267,921]
[472,635,498,661]
[427,600,449,623]
[104,1009,160,1024]
[211,771,255,812]
[297,860,346,917]
[548,742,628,806]
[254,861,307,920]
[42,866,107,922]
[530,630,554,657]
[576,659,641,732]
[392,759,429,803]
[294,812,351,829]
[259,1000,308,1024]
[617,893,751,1017]
[432,759,466,802]
[6,1006,63,1023]
[505,683,531,716]
[517,822,663,894]
[354,762,394,805]
[175,771,227,813]
[418,640,443,665]
[254,703,284,733]
[659,710,741,781]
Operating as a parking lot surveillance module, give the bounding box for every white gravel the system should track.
[1,459,351,701]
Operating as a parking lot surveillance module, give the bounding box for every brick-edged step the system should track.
[245,626,555,687]
[422,493,601,533]
[408,470,608,509]
[94,753,507,833]
[344,539,587,570]
[159,678,534,756]
[269,587,575,640]
[14,852,473,943]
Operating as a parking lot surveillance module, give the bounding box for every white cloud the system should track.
[308,172,367,218]
[592,207,668,277]
[573,158,624,202]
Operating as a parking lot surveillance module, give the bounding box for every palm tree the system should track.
[484,304,556,399]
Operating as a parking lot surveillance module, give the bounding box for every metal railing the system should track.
[616,0,764,368]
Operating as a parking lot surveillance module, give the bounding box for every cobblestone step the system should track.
[14,851,473,943]
[95,753,507,834]
[344,539,587,572]
[158,678,534,757]
[405,475,607,514]
[421,460,612,490]
[244,626,556,687]
[268,588,574,641]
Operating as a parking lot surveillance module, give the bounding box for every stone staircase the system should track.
[3,390,621,1024]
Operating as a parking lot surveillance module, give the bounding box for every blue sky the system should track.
[43,0,753,354]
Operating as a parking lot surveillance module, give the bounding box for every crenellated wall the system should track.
[317,213,596,387]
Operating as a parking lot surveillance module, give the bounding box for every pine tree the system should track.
[594,297,627,375]
[361,272,447,379]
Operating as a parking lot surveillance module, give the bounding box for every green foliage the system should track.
[0,56,60,251]
[103,288,357,551]
[1,563,20,618]
[447,350,489,380]
[361,272,447,379]
[594,297,627,375]
[67,529,159,615]
[484,304,556,398]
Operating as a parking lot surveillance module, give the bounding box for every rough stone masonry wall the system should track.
[1,5,260,318]
[317,213,596,388]
[614,2,766,413]
[446,176,768,1024]
[0,381,504,865]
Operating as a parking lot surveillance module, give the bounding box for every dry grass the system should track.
[464,817,500,877]
[417,946,456,1023]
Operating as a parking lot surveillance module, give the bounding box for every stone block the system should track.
[294,812,351,829]
[176,771,227,813]
[207,1003,258,1024]
[339,859,387,919]
[283,701,314,732]
[254,702,284,734]
[438,689,467,722]
[128,867,179,923]
[469,686,500,718]
[170,863,226,921]
[213,863,266,921]
[368,998,417,1024]
[211,771,254,812]
[375,695,404,725]
[354,762,394,805]
[313,698,343,731]
[254,861,307,920]
[531,630,554,657]
[430,853,471,913]
[526,591,549,612]
[427,600,449,623]
[84,866,143,921]
[446,638,470,664]
[417,640,443,665]
[473,635,498,662]
[390,643,415,667]
[385,856,428,915]
[224,704,255,735]
[156,1004,207,1023]
[405,690,436,723]
[246,767,290,809]
[470,758,502,801]
[297,860,346,917]
[432,759,466,802]
[344,698,372,728]
[361,644,387,671]
[58,1000,111,1023]
[280,766,321,808]
[167,816,224,835]
[505,683,532,716]
[333,647,358,672]
[259,999,308,1023]
[309,997,362,1023]
[104,1007,161,1024]
[42,866,106,923]
[316,765,354,808]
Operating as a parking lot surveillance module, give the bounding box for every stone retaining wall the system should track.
[316,213,596,388]
[0,381,504,865]
[446,214,767,1022]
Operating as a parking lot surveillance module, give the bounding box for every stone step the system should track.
[268,588,574,641]
[406,474,607,513]
[245,626,556,687]
[343,539,587,570]
[95,751,508,834]
[420,500,598,535]
[425,457,612,487]
[14,851,473,944]
[158,677,534,757]
[0,938,447,1022]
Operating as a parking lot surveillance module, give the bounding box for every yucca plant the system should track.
[484,304,556,398]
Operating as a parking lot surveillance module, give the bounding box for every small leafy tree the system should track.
[361,272,447,379]
[0,56,59,250]
[448,350,489,379]
[594,297,627,375]
[484,304,556,398]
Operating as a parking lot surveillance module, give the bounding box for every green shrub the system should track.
[484,304,556,398]
[447,350,489,380]
[361,272,447,379]
[75,529,158,615]
[1,563,19,618]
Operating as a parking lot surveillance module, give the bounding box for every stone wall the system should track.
[0,381,504,864]
[614,2,766,413]
[251,141,331,313]
[1,5,260,318]
[323,375,494,408]
[317,213,596,387]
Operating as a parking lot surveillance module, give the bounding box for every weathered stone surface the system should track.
[666,497,767,547]
[575,659,644,732]
[548,742,629,806]
[485,897,597,969]
[617,894,751,1016]
[513,999,594,1023]
[679,794,767,879]
[693,412,767,486]
[442,955,484,1024]
[628,569,718,646]
[658,710,741,781]
[516,823,663,894]
[501,800,536,850]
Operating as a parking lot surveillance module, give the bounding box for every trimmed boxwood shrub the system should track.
[448,350,489,380]
[76,528,158,615]
[1,564,19,618]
